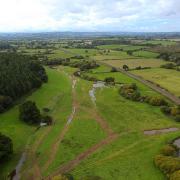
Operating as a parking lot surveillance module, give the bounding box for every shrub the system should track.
[120,83,140,101]
[19,101,41,124]
[42,115,53,125]
[161,145,177,156]
[0,133,13,161]
[111,67,118,72]
[161,63,176,69]
[171,107,180,116]
[104,77,115,85]
[148,97,168,106]
[174,115,180,122]
[170,170,180,180]
[154,155,180,175]
[52,175,68,180]
[161,106,171,115]
[0,95,13,113]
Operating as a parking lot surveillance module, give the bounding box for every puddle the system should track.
[89,81,105,105]
[144,127,179,135]
[67,107,76,125]
[12,152,26,180]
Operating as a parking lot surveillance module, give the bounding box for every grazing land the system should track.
[104,58,167,69]
[0,35,180,180]
[132,68,180,97]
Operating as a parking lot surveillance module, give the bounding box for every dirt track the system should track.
[45,133,118,179]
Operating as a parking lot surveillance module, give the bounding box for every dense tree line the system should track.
[0,53,48,112]
[0,133,13,162]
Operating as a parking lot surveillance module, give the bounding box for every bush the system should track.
[170,170,180,180]
[19,101,41,124]
[120,83,140,101]
[154,155,180,175]
[104,77,115,85]
[0,133,13,161]
[52,175,68,180]
[0,95,13,113]
[161,145,177,156]
[111,67,118,72]
[42,115,53,125]
[161,106,171,115]
[174,115,180,122]
[148,97,168,106]
[161,63,176,69]
[171,107,180,116]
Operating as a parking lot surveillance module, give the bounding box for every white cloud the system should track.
[0,0,179,32]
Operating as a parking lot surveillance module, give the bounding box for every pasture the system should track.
[132,68,180,97]
[103,58,166,69]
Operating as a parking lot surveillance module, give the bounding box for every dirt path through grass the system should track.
[45,133,118,179]
[41,77,77,173]
[45,80,119,179]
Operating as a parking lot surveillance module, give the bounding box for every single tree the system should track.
[19,101,41,124]
[123,64,129,71]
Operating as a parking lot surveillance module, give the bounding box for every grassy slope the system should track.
[0,67,72,178]
[132,68,180,97]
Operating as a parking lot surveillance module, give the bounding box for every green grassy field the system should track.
[141,40,177,46]
[1,47,180,179]
[45,77,107,176]
[132,68,180,97]
[103,59,166,69]
[132,50,159,58]
[94,50,136,61]
[97,44,145,51]
[48,49,73,59]
[69,69,180,179]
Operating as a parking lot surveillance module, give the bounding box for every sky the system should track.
[0,0,180,32]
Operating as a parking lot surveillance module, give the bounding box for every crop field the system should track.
[132,68,180,97]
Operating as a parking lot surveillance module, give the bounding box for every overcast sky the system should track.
[0,0,179,32]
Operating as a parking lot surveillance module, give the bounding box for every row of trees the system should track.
[0,53,48,113]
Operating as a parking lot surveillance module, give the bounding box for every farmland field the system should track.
[132,68,180,97]
[103,58,166,69]
[0,35,180,180]
[132,50,159,58]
